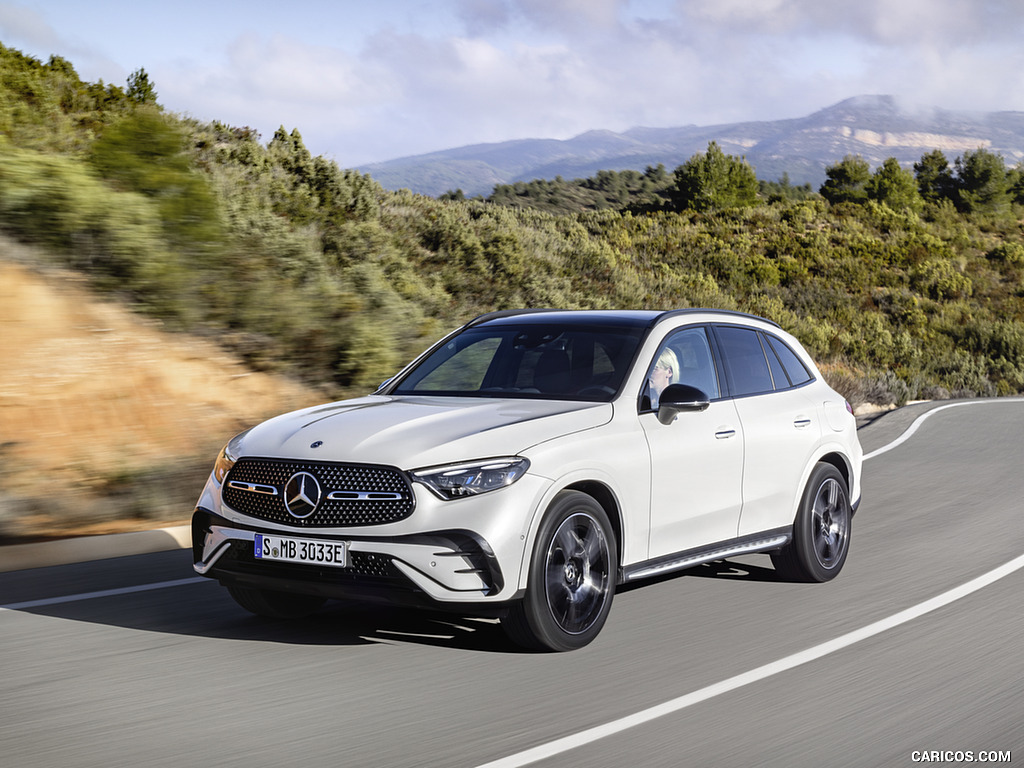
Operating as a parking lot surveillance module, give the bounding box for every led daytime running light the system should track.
[213,429,250,484]
[413,457,530,500]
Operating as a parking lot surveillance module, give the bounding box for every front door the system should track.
[639,327,744,559]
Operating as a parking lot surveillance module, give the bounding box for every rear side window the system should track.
[765,334,813,387]
[764,339,789,389]
[716,326,773,396]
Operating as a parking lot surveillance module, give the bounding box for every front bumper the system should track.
[192,509,515,609]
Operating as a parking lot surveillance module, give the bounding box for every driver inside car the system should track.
[648,347,679,408]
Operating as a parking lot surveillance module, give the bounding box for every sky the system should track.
[2,0,1024,168]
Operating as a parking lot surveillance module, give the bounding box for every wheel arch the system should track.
[817,451,852,494]
[504,484,621,650]
[782,447,857,528]
[516,478,626,593]
[563,479,623,565]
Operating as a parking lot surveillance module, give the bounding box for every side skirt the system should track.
[620,528,792,584]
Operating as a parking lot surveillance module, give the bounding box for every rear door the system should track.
[713,325,822,537]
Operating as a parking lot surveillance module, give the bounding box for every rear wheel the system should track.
[772,462,851,582]
[503,491,616,652]
[227,585,326,619]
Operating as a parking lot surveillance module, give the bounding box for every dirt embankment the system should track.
[0,249,324,542]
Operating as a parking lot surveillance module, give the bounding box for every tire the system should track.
[772,462,852,583]
[503,491,617,652]
[227,585,326,619]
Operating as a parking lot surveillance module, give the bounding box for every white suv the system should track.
[193,309,862,651]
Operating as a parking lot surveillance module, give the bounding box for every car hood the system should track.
[235,395,612,468]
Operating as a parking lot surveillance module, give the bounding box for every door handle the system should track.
[715,429,737,440]
[793,417,812,429]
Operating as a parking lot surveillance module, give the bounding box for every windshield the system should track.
[390,323,647,401]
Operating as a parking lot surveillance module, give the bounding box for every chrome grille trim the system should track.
[326,491,405,501]
[222,457,415,527]
[227,481,278,495]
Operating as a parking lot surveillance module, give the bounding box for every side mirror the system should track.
[657,384,710,425]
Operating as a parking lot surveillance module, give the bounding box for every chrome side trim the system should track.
[624,533,790,582]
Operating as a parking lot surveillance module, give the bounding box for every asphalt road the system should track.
[2,401,1022,767]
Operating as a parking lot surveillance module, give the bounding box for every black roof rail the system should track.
[465,308,564,327]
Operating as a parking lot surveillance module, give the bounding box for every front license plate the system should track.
[254,534,347,568]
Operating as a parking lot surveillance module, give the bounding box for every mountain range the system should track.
[359,95,1024,198]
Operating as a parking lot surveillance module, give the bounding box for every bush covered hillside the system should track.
[3,42,1024,408]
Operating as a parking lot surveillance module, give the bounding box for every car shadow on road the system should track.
[685,559,781,582]
[5,550,779,654]
[617,557,782,594]
[8,583,526,654]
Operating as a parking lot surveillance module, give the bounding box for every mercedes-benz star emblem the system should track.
[283,472,322,519]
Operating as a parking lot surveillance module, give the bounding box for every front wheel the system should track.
[503,491,617,652]
[772,463,852,582]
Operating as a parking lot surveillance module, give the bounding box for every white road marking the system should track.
[475,399,1024,768]
[0,577,208,611]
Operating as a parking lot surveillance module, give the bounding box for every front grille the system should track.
[223,457,415,527]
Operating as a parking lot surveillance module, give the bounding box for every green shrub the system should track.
[986,242,1024,267]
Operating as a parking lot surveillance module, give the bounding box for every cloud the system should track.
[0,2,61,51]
[514,0,627,33]
[222,35,382,105]
[4,0,1023,168]
[160,0,1024,166]
[454,0,511,36]
[677,0,1024,47]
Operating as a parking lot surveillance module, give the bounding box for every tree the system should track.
[954,148,1010,214]
[644,163,668,184]
[914,149,954,202]
[671,141,759,212]
[760,173,815,202]
[820,155,871,204]
[1008,163,1024,206]
[269,126,314,185]
[88,109,222,251]
[867,158,923,212]
[126,68,157,105]
[46,54,78,79]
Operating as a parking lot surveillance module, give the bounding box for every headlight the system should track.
[412,457,530,500]
[212,429,250,484]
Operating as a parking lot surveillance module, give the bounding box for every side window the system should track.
[762,333,789,389]
[642,327,719,410]
[766,334,813,387]
[716,326,773,397]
